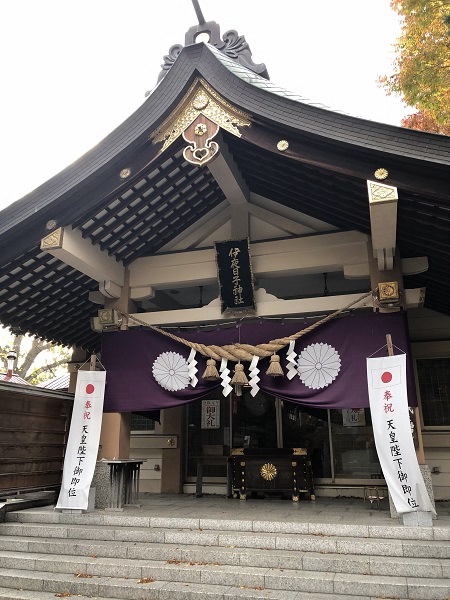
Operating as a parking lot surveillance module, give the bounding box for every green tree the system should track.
[0,326,70,385]
[381,0,450,130]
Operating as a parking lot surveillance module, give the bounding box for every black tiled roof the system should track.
[0,43,448,350]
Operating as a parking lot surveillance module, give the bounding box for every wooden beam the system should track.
[367,180,398,271]
[128,287,426,327]
[207,135,249,206]
[129,290,374,326]
[159,203,230,252]
[207,134,250,238]
[41,226,124,288]
[129,231,370,289]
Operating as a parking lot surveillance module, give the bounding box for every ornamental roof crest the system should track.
[157,18,269,83]
[151,78,251,154]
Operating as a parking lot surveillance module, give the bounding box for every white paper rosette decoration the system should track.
[297,343,341,390]
[152,351,190,391]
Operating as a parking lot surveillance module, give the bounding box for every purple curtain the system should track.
[101,310,416,412]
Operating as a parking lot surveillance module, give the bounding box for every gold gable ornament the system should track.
[183,115,219,166]
[377,281,400,305]
[40,227,64,250]
[151,78,251,163]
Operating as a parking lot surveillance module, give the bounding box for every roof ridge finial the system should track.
[157,3,269,82]
[191,0,206,25]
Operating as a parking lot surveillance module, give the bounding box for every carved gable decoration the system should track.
[158,20,269,83]
[183,115,220,166]
[151,79,250,164]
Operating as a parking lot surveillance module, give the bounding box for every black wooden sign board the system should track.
[215,239,255,315]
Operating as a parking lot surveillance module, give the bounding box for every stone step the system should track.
[0,537,447,579]
[0,565,448,600]
[0,583,408,600]
[0,588,118,600]
[1,509,448,599]
[1,521,449,560]
[6,508,450,541]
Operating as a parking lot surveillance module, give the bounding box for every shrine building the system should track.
[0,13,449,502]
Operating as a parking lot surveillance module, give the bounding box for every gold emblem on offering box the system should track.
[260,463,277,481]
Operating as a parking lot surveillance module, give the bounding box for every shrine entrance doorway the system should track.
[185,390,383,495]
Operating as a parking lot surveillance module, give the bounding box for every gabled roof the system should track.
[0,373,31,386]
[0,41,448,350]
[39,373,70,391]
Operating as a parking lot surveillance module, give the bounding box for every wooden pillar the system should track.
[161,406,185,493]
[370,249,426,465]
[412,409,426,464]
[386,331,425,465]
[98,413,130,459]
[68,346,87,393]
[367,240,405,312]
[99,266,134,460]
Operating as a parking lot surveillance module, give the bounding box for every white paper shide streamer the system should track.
[286,340,297,380]
[249,355,260,397]
[220,358,233,397]
[187,348,198,387]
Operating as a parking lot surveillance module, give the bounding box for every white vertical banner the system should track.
[56,370,106,510]
[367,355,435,515]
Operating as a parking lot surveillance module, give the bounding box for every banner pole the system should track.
[388,333,424,458]
[384,333,397,518]
[385,334,393,357]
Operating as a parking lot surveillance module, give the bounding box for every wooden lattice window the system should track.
[416,358,450,427]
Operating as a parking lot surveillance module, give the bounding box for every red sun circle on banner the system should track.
[85,384,95,394]
[381,371,392,384]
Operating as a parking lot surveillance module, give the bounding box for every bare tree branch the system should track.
[16,338,47,378]
[27,358,69,382]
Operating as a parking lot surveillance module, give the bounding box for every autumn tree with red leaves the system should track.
[401,110,450,135]
[380,0,450,134]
